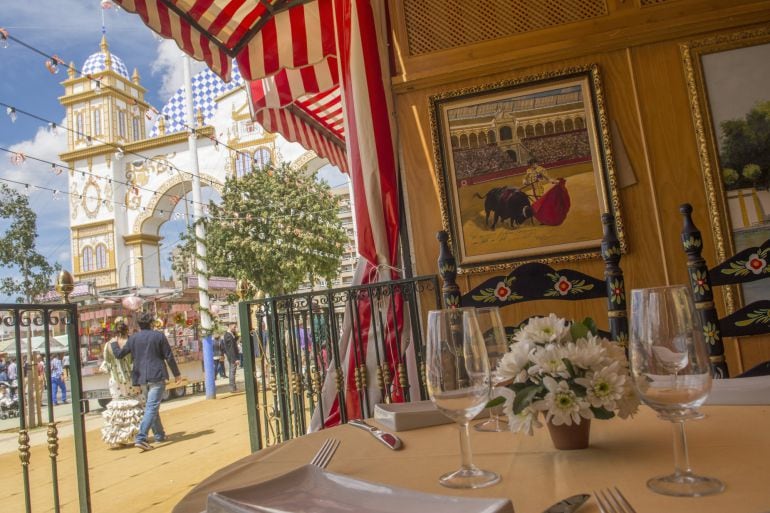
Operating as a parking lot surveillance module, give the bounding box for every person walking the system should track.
[100,318,144,448]
[112,311,181,452]
[212,334,227,378]
[50,354,67,405]
[223,323,240,392]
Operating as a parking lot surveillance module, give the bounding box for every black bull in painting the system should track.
[475,179,571,230]
[474,186,533,230]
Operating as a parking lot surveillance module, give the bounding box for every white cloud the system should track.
[0,119,72,275]
[150,40,207,101]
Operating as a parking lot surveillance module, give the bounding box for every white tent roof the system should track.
[0,334,70,355]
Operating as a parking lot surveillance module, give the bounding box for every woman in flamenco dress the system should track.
[100,318,144,448]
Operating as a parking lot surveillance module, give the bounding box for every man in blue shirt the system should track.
[112,311,181,451]
[50,354,67,405]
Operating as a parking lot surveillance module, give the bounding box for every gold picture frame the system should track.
[681,25,770,312]
[429,64,625,273]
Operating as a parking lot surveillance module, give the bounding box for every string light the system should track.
[0,28,8,49]
[6,106,16,122]
[48,122,57,133]
[45,55,64,74]
[0,30,346,193]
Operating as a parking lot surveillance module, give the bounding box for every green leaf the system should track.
[570,321,589,340]
[591,407,615,420]
[512,384,542,415]
[582,317,598,336]
[485,396,506,409]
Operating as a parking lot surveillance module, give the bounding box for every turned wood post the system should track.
[437,231,461,308]
[600,213,628,344]
[679,203,729,378]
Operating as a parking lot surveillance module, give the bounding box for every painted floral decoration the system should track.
[745,253,767,275]
[554,276,572,295]
[691,270,710,295]
[495,314,638,435]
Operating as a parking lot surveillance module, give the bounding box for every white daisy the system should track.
[514,314,569,345]
[528,343,569,379]
[497,340,534,383]
[574,361,625,410]
[534,376,593,426]
[615,384,640,419]
[562,334,606,370]
[506,405,543,436]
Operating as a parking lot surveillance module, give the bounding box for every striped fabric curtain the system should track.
[114,0,406,426]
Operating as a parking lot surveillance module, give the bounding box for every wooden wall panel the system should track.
[392,1,770,373]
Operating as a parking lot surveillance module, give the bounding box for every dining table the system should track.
[174,405,770,513]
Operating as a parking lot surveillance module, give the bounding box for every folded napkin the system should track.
[373,400,490,431]
[705,376,770,405]
[373,400,454,431]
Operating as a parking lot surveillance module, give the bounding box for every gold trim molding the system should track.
[428,63,625,275]
[59,126,214,162]
[680,23,770,314]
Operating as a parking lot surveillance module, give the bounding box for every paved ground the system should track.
[0,373,253,512]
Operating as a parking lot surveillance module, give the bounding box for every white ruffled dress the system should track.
[100,339,144,448]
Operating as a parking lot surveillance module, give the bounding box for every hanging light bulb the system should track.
[48,122,57,133]
[52,189,60,200]
[6,106,17,123]
[114,147,124,160]
[22,184,30,197]
[94,79,101,91]
[0,28,9,48]
[85,136,93,147]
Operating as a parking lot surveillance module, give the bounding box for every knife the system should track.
[348,419,403,450]
[542,494,590,513]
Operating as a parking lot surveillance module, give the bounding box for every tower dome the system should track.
[82,35,129,79]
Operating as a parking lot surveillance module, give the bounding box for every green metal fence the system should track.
[1,303,91,513]
[238,275,440,452]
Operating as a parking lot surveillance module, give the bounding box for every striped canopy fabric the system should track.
[114,0,406,424]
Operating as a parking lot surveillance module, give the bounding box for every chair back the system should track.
[437,213,628,342]
[679,203,770,378]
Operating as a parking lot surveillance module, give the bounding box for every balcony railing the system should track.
[237,275,441,451]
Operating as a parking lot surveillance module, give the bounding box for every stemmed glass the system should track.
[629,285,725,497]
[473,307,510,432]
[426,307,500,489]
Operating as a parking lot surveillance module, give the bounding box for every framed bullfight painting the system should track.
[430,64,625,272]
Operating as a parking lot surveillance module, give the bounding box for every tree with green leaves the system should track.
[0,184,60,302]
[719,100,770,190]
[174,162,347,298]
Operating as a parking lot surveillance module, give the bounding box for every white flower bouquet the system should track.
[496,314,639,435]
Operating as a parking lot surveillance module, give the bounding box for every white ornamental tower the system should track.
[59,35,154,290]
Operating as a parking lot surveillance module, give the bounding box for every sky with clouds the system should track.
[0,0,345,301]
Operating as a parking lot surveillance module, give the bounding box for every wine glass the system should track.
[629,285,725,497]
[473,307,510,432]
[426,308,500,489]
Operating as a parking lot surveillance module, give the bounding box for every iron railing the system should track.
[238,275,440,452]
[0,303,91,513]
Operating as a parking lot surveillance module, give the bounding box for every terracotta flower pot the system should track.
[547,418,591,450]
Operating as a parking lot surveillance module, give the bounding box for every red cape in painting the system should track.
[532,178,571,226]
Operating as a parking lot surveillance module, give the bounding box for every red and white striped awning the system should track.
[115,0,405,422]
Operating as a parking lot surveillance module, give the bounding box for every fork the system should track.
[594,487,637,513]
[309,438,340,469]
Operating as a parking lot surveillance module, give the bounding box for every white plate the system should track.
[705,376,770,405]
[207,464,513,513]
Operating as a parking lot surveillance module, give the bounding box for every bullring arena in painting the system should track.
[442,81,606,264]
